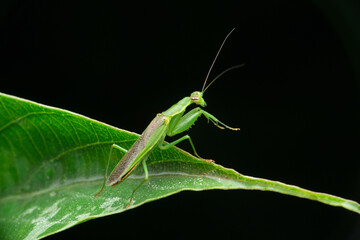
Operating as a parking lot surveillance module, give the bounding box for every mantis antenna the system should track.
[202,64,244,93]
[201,28,243,93]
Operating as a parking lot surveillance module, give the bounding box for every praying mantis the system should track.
[95,28,244,208]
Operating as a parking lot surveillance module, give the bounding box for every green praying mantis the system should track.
[95,28,244,207]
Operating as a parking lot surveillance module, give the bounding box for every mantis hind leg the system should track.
[95,144,128,197]
[126,160,149,209]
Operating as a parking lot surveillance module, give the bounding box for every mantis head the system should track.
[190,91,206,107]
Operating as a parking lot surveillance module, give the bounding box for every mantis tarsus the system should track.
[95,28,244,208]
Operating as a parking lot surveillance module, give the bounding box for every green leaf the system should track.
[0,92,359,240]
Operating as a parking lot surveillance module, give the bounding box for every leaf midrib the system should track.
[0,166,230,203]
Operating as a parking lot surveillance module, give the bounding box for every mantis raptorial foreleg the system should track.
[161,107,238,159]
[168,107,239,135]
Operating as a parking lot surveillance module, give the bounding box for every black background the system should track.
[1,0,360,239]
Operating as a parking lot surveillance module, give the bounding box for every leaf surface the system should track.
[0,92,359,240]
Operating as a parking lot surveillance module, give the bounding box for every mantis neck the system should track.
[162,97,192,117]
